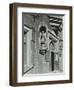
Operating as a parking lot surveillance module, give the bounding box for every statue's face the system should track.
[41,30,45,34]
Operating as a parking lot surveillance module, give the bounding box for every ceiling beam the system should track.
[48,16,62,21]
[49,20,62,24]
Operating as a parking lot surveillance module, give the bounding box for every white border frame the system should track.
[17,7,70,82]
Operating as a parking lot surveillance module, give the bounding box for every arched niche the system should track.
[38,22,49,55]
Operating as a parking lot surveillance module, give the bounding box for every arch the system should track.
[49,41,55,51]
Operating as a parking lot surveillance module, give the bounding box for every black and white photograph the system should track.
[10,3,72,86]
[22,13,64,75]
